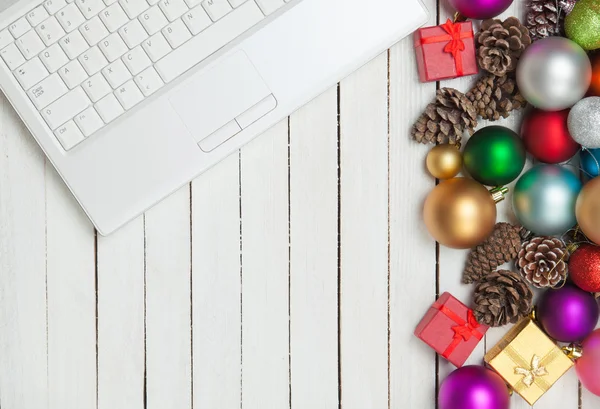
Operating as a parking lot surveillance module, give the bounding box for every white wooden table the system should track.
[1,1,599,408]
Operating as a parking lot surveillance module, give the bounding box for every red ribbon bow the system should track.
[421,19,473,76]
[433,303,483,359]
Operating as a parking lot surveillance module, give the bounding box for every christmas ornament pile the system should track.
[409,0,600,408]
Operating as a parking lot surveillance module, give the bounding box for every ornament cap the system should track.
[491,186,509,203]
[562,344,583,361]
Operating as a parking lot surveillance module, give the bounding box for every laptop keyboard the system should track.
[0,0,292,151]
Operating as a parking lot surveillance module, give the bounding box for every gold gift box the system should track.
[484,318,574,406]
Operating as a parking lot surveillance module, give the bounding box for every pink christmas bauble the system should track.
[576,329,600,396]
[448,0,514,19]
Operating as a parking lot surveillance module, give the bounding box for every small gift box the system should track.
[415,292,488,367]
[485,318,574,405]
[414,19,478,82]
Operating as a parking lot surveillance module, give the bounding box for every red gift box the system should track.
[415,292,488,367]
[414,19,478,82]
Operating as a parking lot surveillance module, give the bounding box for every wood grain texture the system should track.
[289,88,339,409]
[191,153,241,409]
[339,54,389,409]
[240,120,290,409]
[97,218,145,409]
[145,186,192,409]
[46,165,96,409]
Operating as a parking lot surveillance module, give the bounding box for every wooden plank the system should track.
[240,120,290,409]
[0,95,48,409]
[389,0,438,405]
[97,217,145,409]
[191,153,242,409]
[45,165,96,409]
[339,54,389,409]
[289,88,339,409]
[145,186,192,409]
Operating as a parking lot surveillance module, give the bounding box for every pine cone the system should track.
[411,88,477,146]
[517,237,569,288]
[463,223,523,284]
[474,270,534,327]
[466,74,527,121]
[476,17,532,76]
[526,0,570,41]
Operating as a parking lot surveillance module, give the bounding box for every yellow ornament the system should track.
[426,144,463,179]
[576,177,600,245]
[424,178,506,249]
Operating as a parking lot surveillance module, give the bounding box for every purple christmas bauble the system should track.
[439,366,510,409]
[538,285,600,342]
[448,0,513,19]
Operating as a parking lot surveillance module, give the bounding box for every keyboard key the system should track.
[75,0,106,19]
[95,93,123,121]
[99,32,128,61]
[184,0,202,8]
[122,46,150,74]
[80,16,109,45]
[82,73,111,101]
[59,30,88,58]
[44,0,68,14]
[0,30,12,49]
[56,4,86,32]
[79,46,108,74]
[58,59,88,87]
[1,43,26,70]
[14,57,49,89]
[119,19,148,48]
[102,59,131,87]
[202,0,231,21]
[114,79,142,108]
[227,0,247,7]
[254,0,284,15]
[100,3,129,32]
[27,6,50,27]
[103,0,119,5]
[15,30,45,59]
[36,16,66,46]
[162,19,191,48]
[40,43,69,72]
[55,120,84,149]
[119,0,149,18]
[181,6,211,35]
[41,87,90,129]
[74,106,104,136]
[134,66,162,95]
[159,0,188,21]
[28,73,68,108]
[139,6,168,35]
[155,0,262,82]
[8,18,31,38]
[141,32,170,61]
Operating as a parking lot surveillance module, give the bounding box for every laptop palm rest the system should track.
[168,51,275,151]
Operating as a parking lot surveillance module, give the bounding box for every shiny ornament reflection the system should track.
[426,144,463,179]
[517,37,591,110]
[513,165,582,236]
[439,366,510,409]
[576,177,600,245]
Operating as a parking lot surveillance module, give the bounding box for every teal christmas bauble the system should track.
[463,126,526,186]
[513,165,582,236]
[581,148,600,178]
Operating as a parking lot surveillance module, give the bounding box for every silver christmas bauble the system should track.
[568,97,600,148]
[517,37,591,110]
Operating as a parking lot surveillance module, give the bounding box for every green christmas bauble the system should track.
[566,0,600,51]
[463,126,526,186]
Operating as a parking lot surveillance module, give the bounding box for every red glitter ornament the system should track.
[521,109,581,164]
[569,244,600,293]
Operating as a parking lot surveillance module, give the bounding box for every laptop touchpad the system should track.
[169,51,274,149]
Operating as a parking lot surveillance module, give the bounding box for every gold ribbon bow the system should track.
[514,355,549,387]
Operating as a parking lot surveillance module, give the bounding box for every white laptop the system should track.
[0,0,428,234]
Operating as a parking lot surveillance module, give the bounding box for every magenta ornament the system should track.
[576,329,600,396]
[439,366,510,409]
[537,285,599,342]
[447,0,514,19]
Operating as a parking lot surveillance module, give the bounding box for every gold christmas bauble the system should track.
[426,144,463,179]
[424,178,497,249]
[576,178,600,245]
